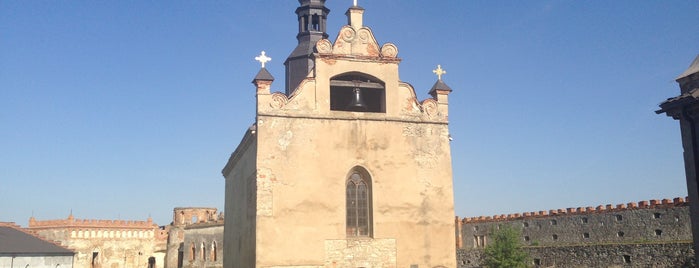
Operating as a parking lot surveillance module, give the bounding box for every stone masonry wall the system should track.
[457,242,695,268]
[458,198,691,249]
[456,197,694,267]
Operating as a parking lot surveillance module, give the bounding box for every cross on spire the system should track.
[255,51,272,68]
[433,65,446,80]
[353,0,357,6]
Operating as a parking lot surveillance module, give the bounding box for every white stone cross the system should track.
[433,65,446,80]
[255,51,271,68]
[353,0,357,6]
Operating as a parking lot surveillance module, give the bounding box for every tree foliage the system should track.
[483,225,529,268]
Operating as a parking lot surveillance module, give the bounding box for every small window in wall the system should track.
[474,235,487,247]
[524,236,530,242]
[148,257,155,268]
[533,259,541,266]
[190,243,196,261]
[623,255,631,264]
[615,215,623,221]
[617,231,625,237]
[654,213,662,219]
[191,216,198,223]
[675,216,680,222]
[550,220,557,225]
[330,73,385,113]
[211,241,217,261]
[583,232,590,239]
[523,222,529,227]
[581,217,588,224]
[473,226,479,231]
[91,252,99,268]
[655,229,662,236]
[552,234,558,240]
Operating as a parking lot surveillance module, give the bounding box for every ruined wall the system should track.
[165,208,220,268]
[29,215,167,268]
[456,198,693,267]
[182,223,223,268]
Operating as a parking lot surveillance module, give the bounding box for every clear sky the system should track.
[1,1,698,226]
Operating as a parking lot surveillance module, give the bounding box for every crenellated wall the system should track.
[455,197,694,267]
[28,215,167,268]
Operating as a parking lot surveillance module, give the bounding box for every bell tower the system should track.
[223,2,456,267]
[284,0,329,95]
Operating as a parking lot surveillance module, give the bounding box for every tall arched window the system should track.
[346,168,372,237]
[189,243,195,261]
[200,242,206,261]
[211,241,217,261]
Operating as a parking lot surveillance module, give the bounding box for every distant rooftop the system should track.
[0,226,73,255]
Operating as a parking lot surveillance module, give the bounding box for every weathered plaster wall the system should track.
[251,50,455,267]
[222,128,257,268]
[182,223,223,268]
[0,255,74,268]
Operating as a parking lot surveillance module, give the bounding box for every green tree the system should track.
[482,225,529,268]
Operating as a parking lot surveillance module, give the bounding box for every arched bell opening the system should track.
[330,72,385,113]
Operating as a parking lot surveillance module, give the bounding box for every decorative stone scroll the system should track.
[422,98,439,118]
[316,39,333,54]
[270,92,288,109]
[380,43,398,58]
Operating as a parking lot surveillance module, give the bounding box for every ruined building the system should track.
[164,208,223,268]
[221,0,456,267]
[456,198,694,267]
[27,215,167,268]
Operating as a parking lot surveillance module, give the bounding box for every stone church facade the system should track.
[221,1,456,267]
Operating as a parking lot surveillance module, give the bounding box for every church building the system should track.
[222,1,457,267]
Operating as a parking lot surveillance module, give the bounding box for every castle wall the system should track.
[456,198,693,267]
[29,216,167,268]
[456,242,694,268]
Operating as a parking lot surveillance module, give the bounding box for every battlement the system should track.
[0,221,21,228]
[458,197,688,224]
[28,214,158,230]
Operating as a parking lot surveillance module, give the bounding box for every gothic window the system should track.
[189,243,195,261]
[200,242,206,261]
[330,73,385,113]
[346,168,372,237]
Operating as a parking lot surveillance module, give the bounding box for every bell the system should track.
[346,88,368,111]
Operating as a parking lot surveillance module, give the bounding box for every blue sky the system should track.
[1,1,697,226]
